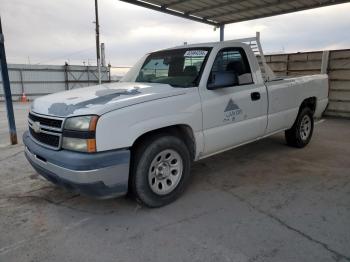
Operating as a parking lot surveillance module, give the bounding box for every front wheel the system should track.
[131,135,191,207]
[285,107,314,148]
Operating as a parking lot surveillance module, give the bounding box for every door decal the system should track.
[224,99,242,122]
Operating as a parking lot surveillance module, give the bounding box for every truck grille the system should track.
[29,112,63,129]
[29,127,60,148]
[28,112,64,150]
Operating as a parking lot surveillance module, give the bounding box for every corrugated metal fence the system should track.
[265,49,350,118]
[0,64,110,101]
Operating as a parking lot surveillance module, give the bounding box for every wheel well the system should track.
[131,125,196,160]
[300,97,316,114]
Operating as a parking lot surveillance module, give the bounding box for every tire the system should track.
[285,107,314,148]
[131,134,192,207]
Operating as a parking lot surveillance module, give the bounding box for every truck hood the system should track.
[31,82,187,117]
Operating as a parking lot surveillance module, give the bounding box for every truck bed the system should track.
[264,74,329,134]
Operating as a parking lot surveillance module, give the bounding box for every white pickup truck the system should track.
[23,35,329,207]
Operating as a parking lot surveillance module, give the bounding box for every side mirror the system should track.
[207,71,238,90]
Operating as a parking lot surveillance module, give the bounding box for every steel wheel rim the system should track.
[148,149,183,195]
[300,115,312,141]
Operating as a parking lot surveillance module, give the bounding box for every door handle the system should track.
[251,92,261,101]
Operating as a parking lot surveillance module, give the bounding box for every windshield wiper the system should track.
[139,80,189,88]
[168,84,186,88]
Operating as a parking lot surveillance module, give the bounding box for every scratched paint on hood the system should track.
[47,88,141,116]
[31,82,187,117]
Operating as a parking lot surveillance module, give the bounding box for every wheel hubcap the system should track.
[300,115,312,141]
[148,149,183,195]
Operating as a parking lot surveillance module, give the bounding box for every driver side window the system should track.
[208,48,253,89]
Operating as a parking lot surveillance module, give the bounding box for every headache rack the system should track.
[232,32,276,82]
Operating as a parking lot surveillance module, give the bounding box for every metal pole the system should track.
[321,50,330,75]
[101,43,106,67]
[64,62,69,90]
[220,24,225,41]
[95,0,101,85]
[108,63,111,82]
[19,69,24,97]
[0,16,17,145]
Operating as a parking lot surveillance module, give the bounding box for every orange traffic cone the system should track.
[20,93,27,103]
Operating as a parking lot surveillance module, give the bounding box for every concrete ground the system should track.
[0,103,349,262]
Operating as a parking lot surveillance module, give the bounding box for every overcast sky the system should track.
[1,0,350,68]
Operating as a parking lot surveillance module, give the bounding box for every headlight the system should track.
[64,115,98,131]
[62,137,96,153]
[62,115,99,153]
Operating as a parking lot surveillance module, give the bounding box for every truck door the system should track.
[200,47,268,156]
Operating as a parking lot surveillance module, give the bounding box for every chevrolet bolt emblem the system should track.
[32,121,41,133]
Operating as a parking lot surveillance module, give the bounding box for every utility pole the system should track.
[94,0,101,85]
[0,16,17,145]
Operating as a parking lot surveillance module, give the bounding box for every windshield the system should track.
[126,48,211,88]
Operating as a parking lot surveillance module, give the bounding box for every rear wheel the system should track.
[285,107,314,148]
[131,135,191,207]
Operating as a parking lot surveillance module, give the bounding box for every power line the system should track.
[35,46,95,65]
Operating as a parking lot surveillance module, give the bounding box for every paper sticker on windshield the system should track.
[184,50,208,57]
